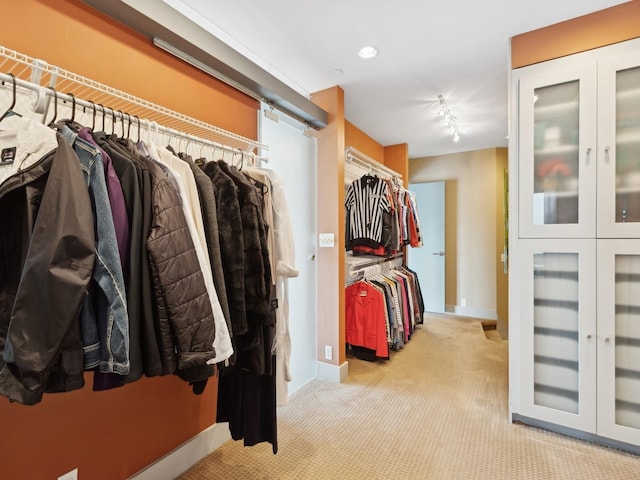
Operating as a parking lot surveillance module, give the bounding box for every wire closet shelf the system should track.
[0,45,267,159]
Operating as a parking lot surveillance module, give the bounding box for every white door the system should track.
[516,60,597,239]
[597,47,640,238]
[409,181,445,313]
[518,239,597,432]
[259,107,317,396]
[597,239,640,445]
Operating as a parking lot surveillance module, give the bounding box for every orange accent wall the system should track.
[384,144,409,187]
[511,1,640,69]
[345,121,384,162]
[3,374,217,479]
[0,1,258,479]
[344,122,407,182]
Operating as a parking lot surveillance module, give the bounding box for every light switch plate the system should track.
[324,345,333,360]
[319,233,335,248]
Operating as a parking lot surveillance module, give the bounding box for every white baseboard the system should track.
[445,304,497,320]
[317,360,348,383]
[128,423,231,480]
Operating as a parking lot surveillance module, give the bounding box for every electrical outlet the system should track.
[461,298,467,307]
[58,468,78,480]
[324,345,333,360]
[319,233,335,248]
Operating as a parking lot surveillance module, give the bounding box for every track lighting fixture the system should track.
[437,94,460,142]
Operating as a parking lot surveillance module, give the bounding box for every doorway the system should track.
[259,106,318,396]
[408,181,445,314]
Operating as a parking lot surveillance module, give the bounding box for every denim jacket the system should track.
[60,126,130,375]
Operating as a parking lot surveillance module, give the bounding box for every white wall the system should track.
[410,148,500,318]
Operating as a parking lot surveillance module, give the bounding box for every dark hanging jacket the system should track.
[0,131,95,405]
[92,131,159,381]
[215,162,278,453]
[218,162,272,317]
[144,159,217,376]
[202,161,247,338]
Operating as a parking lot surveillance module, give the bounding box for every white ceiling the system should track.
[164,0,628,158]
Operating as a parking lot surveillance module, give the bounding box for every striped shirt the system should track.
[345,175,391,247]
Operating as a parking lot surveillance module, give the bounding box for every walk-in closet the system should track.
[3,1,640,480]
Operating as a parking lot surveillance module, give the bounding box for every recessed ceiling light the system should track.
[358,46,378,59]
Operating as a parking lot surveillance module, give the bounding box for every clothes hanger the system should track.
[195,141,207,166]
[88,100,96,131]
[107,107,115,135]
[232,149,244,170]
[57,92,83,131]
[47,87,59,127]
[123,111,129,139]
[68,93,76,124]
[149,120,159,144]
[122,112,127,139]
[95,103,105,132]
[115,110,124,137]
[133,115,140,143]
[126,113,132,140]
[0,73,21,122]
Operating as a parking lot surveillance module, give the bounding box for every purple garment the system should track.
[79,127,130,271]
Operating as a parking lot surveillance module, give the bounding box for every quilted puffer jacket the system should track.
[144,160,216,375]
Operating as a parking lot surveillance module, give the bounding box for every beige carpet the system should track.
[179,315,640,479]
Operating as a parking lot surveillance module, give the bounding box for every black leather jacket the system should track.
[0,128,95,405]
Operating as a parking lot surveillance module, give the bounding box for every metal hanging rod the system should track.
[0,45,267,156]
[345,146,403,180]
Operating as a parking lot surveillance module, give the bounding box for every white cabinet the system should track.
[510,37,640,450]
[517,239,640,447]
[516,38,640,239]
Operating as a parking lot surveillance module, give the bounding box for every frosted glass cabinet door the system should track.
[517,63,597,238]
[519,239,596,432]
[597,52,640,237]
[597,240,640,445]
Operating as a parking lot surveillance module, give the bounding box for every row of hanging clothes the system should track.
[0,74,295,452]
[345,172,423,257]
[345,261,425,362]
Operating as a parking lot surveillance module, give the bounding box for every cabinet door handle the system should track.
[586,334,592,339]
[586,147,592,165]
[604,336,611,343]
[604,146,610,164]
